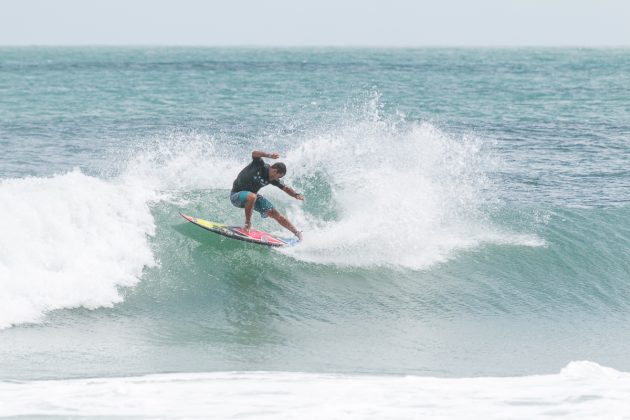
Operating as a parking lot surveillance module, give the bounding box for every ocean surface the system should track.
[1,47,629,418]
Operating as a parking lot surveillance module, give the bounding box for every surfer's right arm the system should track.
[252,151,280,159]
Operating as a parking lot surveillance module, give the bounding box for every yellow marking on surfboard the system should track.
[193,217,227,230]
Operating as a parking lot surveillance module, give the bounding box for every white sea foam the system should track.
[275,120,544,269]
[0,133,244,329]
[0,169,158,329]
[0,361,627,419]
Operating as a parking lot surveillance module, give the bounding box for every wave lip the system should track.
[1,361,627,418]
[0,169,157,329]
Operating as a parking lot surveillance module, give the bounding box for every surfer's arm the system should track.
[252,151,279,159]
[283,185,304,201]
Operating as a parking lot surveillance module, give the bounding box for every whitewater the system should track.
[2,362,629,419]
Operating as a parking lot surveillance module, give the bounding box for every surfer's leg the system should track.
[243,193,257,232]
[267,209,302,240]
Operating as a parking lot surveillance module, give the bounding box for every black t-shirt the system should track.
[231,157,285,194]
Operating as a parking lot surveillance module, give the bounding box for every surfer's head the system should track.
[269,162,286,181]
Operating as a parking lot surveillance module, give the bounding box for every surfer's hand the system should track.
[268,152,280,159]
[295,193,304,201]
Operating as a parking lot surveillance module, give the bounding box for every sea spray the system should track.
[276,119,542,268]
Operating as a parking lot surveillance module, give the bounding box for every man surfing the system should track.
[230,151,304,241]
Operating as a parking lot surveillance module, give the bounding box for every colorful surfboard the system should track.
[180,213,299,247]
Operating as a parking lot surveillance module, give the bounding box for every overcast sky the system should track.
[1,0,629,46]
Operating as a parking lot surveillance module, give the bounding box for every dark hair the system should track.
[271,162,286,175]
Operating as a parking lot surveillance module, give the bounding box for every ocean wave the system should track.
[5,110,626,330]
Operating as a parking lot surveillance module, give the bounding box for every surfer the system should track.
[230,151,304,241]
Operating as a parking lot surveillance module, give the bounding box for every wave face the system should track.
[1,48,629,381]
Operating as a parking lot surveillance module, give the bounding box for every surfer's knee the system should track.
[245,193,257,203]
[267,208,280,219]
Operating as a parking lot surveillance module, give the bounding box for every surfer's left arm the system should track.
[283,186,304,201]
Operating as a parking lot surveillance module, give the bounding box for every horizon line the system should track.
[2,44,630,49]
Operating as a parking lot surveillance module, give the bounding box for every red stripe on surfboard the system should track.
[232,227,285,245]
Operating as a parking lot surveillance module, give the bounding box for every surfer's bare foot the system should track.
[243,222,251,232]
[296,231,303,241]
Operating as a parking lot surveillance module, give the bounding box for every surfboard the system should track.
[180,213,299,247]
